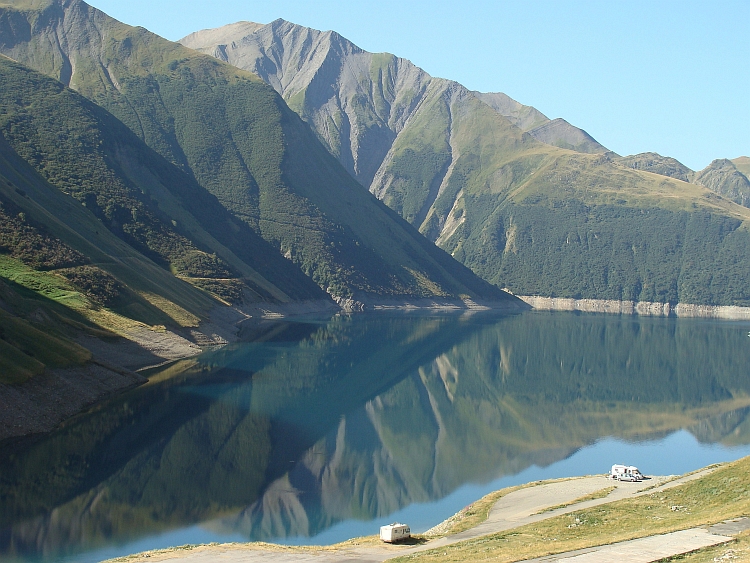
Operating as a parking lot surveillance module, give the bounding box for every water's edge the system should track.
[519,296,750,320]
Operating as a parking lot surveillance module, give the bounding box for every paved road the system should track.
[520,528,733,562]
[111,470,738,563]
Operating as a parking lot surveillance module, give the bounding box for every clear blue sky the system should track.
[89,0,748,171]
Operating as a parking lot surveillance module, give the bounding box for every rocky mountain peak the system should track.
[691,158,750,208]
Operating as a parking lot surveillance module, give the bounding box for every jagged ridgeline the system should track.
[0,0,514,305]
[182,19,750,306]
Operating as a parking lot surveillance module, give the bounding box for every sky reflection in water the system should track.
[3,311,750,562]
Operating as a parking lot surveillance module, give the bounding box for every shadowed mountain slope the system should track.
[182,19,750,306]
[0,56,325,308]
[0,0,518,307]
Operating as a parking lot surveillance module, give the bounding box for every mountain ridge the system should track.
[0,0,519,308]
[181,18,750,307]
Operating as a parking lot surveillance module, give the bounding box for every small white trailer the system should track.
[380,522,411,543]
[610,464,644,481]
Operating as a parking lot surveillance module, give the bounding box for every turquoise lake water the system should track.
[2,310,750,562]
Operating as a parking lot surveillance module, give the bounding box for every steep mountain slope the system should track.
[0,0,517,306]
[690,159,750,208]
[183,19,750,307]
[181,19,607,191]
[525,118,608,154]
[0,56,324,308]
[469,90,549,131]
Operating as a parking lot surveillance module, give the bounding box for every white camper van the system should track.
[380,523,411,543]
[610,464,644,481]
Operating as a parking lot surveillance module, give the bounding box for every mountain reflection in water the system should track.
[2,311,750,562]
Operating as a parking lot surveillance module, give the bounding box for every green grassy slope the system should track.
[0,294,91,384]
[181,20,750,307]
[0,0,516,305]
[0,55,325,306]
[379,93,750,305]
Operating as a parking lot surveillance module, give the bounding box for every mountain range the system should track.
[183,19,750,306]
[0,0,518,386]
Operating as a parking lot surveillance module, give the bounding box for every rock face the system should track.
[617,152,693,182]
[179,19,750,307]
[180,19,608,193]
[691,159,750,208]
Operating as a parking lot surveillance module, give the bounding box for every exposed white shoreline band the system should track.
[519,295,750,320]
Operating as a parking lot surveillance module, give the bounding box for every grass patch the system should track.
[532,485,616,515]
[0,299,91,384]
[388,456,750,562]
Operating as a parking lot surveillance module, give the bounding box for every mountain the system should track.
[0,0,515,309]
[181,19,608,191]
[0,56,323,306]
[183,19,750,307]
[690,159,750,208]
[617,152,693,182]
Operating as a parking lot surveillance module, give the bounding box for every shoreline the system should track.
[519,295,750,320]
[99,460,746,563]
[2,292,745,443]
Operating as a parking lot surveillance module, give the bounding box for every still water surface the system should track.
[2,310,750,562]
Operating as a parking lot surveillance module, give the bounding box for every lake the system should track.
[2,310,750,563]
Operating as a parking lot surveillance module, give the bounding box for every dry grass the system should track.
[532,485,616,515]
[388,456,750,563]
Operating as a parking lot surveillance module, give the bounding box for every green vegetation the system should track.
[390,456,750,562]
[0,272,99,383]
[0,54,323,306]
[0,0,512,304]
[452,202,750,306]
[183,21,750,307]
[533,486,616,515]
[382,93,452,225]
[0,305,91,384]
